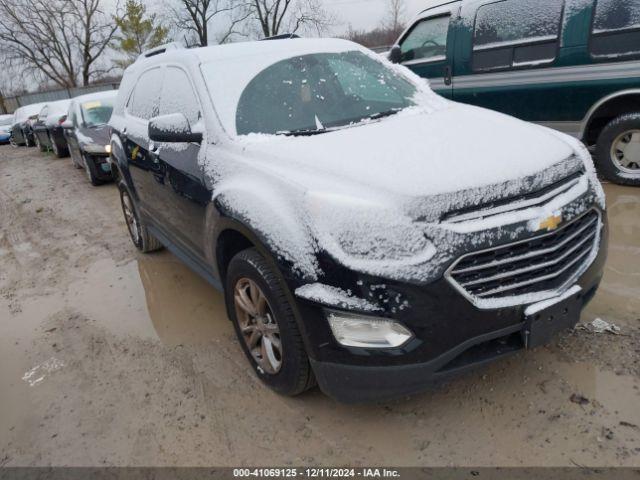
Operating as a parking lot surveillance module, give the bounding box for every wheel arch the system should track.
[582,90,640,145]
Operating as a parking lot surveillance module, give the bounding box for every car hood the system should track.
[236,103,576,200]
[77,124,109,147]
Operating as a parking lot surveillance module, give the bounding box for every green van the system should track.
[390,0,640,186]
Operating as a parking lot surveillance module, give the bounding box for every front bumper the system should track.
[85,153,113,180]
[294,213,608,403]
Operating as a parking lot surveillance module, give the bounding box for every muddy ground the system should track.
[0,144,639,467]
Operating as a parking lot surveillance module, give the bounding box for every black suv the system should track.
[109,40,607,403]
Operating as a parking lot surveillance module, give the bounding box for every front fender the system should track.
[208,175,320,283]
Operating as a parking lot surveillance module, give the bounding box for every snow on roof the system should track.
[194,38,361,64]
[72,89,118,103]
[15,103,46,121]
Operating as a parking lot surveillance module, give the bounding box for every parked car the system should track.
[109,39,607,403]
[0,114,12,144]
[32,99,72,157]
[389,0,640,186]
[63,90,117,185]
[11,103,46,147]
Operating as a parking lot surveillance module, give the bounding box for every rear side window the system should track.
[159,67,201,126]
[400,16,450,63]
[128,68,163,120]
[473,0,564,71]
[591,0,640,58]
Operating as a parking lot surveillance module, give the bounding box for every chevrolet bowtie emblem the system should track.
[538,214,563,232]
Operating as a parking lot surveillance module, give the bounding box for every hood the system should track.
[77,124,109,147]
[237,103,576,199]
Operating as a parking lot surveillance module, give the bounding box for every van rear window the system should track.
[472,0,564,71]
[591,0,640,58]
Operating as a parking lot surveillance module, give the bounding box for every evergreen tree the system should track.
[113,0,169,69]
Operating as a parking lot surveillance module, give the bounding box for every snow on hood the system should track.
[77,124,109,146]
[234,102,575,198]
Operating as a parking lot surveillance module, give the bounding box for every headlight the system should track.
[327,310,413,348]
[306,191,435,275]
[105,144,111,154]
[84,143,108,154]
[536,126,605,208]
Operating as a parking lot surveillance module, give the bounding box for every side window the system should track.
[473,0,564,71]
[400,16,450,63]
[158,67,201,126]
[591,0,640,58]
[128,68,163,120]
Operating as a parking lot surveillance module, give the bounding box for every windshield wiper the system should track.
[366,108,403,121]
[278,128,327,137]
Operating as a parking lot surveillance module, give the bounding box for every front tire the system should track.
[83,153,103,186]
[35,134,46,152]
[117,181,163,253]
[225,248,315,396]
[24,130,35,147]
[595,113,640,186]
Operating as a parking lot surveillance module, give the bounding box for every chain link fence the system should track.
[1,82,120,114]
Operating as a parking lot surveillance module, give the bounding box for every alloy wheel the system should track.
[233,278,283,374]
[611,129,640,174]
[121,191,140,245]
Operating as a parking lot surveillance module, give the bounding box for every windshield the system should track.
[81,98,114,127]
[204,50,418,136]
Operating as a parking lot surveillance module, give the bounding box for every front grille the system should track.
[447,210,600,303]
[443,170,584,223]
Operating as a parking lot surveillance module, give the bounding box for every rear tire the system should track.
[595,113,640,186]
[117,181,163,253]
[51,139,67,158]
[225,248,315,396]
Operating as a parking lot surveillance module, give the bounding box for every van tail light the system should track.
[58,115,67,125]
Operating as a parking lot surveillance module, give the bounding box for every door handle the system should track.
[149,145,160,164]
[444,65,452,86]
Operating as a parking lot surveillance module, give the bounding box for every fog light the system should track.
[326,311,413,348]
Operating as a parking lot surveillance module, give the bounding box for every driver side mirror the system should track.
[388,45,402,64]
[149,113,202,143]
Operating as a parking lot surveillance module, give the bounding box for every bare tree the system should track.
[0,0,117,87]
[0,0,80,87]
[70,0,119,85]
[248,0,333,38]
[171,0,250,47]
[383,0,406,33]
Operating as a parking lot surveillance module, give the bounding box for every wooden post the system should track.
[0,88,7,114]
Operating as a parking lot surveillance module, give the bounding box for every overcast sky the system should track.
[322,0,428,33]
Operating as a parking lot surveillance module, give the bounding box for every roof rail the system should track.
[138,42,184,61]
[261,33,301,41]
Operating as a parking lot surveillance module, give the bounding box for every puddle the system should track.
[585,183,640,324]
[67,252,232,346]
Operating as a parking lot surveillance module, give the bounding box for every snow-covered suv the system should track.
[109,39,607,403]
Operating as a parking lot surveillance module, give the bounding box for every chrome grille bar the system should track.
[475,248,592,298]
[451,214,598,275]
[445,209,601,307]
